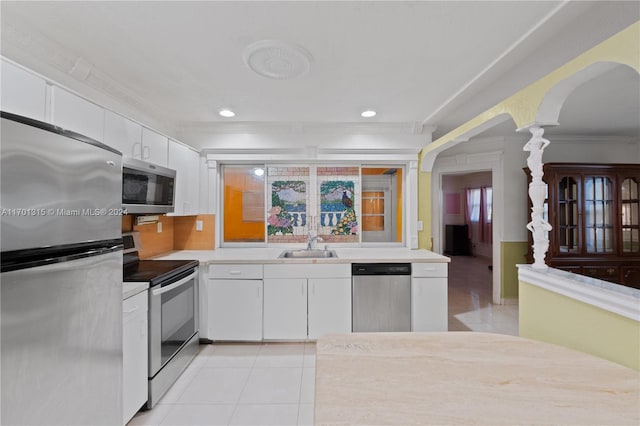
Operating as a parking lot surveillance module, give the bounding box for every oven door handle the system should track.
[151,271,197,296]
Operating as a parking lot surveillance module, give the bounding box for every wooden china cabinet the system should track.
[525,163,640,289]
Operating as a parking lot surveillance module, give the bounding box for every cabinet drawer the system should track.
[264,263,351,279]
[411,262,448,278]
[209,264,263,279]
[123,291,148,323]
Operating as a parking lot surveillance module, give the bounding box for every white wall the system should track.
[543,137,639,163]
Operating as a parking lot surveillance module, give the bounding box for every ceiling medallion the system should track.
[243,40,313,80]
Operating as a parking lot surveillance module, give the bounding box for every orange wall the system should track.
[174,214,215,250]
[122,214,215,258]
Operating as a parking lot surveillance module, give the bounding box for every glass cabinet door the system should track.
[620,177,639,254]
[557,176,579,254]
[584,175,614,254]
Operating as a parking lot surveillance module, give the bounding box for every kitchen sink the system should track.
[278,249,338,259]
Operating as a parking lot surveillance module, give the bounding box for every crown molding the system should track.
[178,121,435,136]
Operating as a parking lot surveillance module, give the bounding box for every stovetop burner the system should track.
[123,255,198,287]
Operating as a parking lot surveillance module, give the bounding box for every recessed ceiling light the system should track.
[361,110,376,118]
[219,109,235,118]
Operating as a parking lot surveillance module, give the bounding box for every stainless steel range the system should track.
[122,232,199,408]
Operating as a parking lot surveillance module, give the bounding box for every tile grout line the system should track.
[228,342,262,424]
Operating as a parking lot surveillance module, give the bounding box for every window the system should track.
[468,188,481,223]
[484,187,493,223]
[221,163,405,245]
[361,167,403,243]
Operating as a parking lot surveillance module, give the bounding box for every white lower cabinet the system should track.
[208,279,263,341]
[307,278,352,339]
[411,262,448,331]
[263,278,308,339]
[263,264,352,340]
[122,290,148,425]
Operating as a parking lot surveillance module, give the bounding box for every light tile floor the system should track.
[447,255,519,335]
[129,343,316,426]
[130,255,517,425]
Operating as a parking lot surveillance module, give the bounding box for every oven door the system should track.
[148,268,198,377]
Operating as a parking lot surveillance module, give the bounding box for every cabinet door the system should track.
[553,174,581,256]
[208,279,262,341]
[583,174,615,254]
[51,87,104,142]
[619,176,639,255]
[141,127,168,166]
[122,291,148,425]
[263,278,307,339]
[168,140,200,216]
[308,278,351,339]
[103,110,142,158]
[1,60,47,121]
[411,277,448,332]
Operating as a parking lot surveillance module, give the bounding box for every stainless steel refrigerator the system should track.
[1,111,123,425]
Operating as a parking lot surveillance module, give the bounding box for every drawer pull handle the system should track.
[229,271,242,275]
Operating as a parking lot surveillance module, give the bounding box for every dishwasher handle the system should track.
[352,263,411,275]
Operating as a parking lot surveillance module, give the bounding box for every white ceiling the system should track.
[1,1,638,149]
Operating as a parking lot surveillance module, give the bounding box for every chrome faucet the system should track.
[307,234,323,250]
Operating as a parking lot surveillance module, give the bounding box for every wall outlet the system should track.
[157,222,162,233]
[417,220,423,231]
[195,220,203,231]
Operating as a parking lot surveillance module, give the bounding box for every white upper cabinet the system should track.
[103,110,142,157]
[168,140,200,216]
[104,111,169,167]
[1,60,47,122]
[51,86,104,142]
[141,127,168,166]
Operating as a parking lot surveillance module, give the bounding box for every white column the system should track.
[523,127,552,270]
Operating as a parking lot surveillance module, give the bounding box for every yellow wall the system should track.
[519,281,640,371]
[500,241,528,299]
[418,170,431,250]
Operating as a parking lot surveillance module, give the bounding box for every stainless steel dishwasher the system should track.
[352,263,412,332]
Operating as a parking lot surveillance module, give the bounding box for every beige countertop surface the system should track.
[152,247,450,264]
[314,332,640,425]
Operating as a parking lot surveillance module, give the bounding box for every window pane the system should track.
[469,189,481,222]
[223,165,265,243]
[485,187,492,223]
[318,166,360,243]
[267,167,310,243]
[361,167,403,243]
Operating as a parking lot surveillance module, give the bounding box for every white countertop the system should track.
[151,247,450,264]
[123,282,149,300]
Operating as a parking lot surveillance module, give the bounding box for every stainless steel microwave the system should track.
[122,158,176,214]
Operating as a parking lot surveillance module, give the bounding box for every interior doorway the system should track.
[442,172,493,260]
